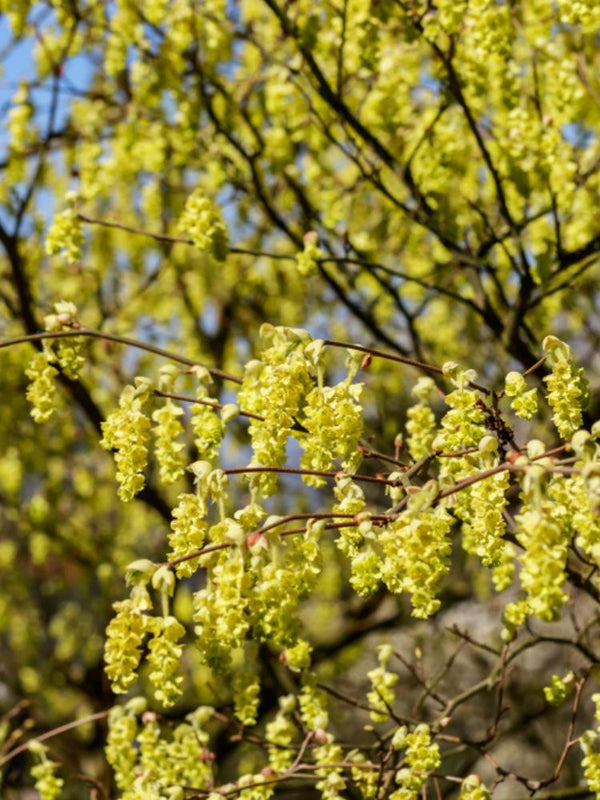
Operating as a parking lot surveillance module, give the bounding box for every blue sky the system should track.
[0,12,96,158]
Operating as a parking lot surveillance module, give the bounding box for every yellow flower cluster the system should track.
[266,695,296,771]
[28,740,63,800]
[104,598,148,694]
[299,378,364,484]
[168,493,208,578]
[43,301,85,380]
[296,230,322,277]
[380,486,453,618]
[177,188,228,261]
[458,775,491,800]
[239,326,312,496]
[45,208,84,265]
[100,378,153,501]
[106,700,214,797]
[543,336,589,438]
[25,352,58,423]
[504,371,538,420]
[406,377,438,460]
[152,401,185,484]
[145,615,186,707]
[233,670,261,726]
[191,389,225,463]
[366,643,398,722]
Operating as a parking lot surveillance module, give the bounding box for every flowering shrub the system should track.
[3,2,600,799]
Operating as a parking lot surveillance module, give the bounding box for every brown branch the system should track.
[77,211,295,260]
[166,515,390,569]
[323,338,492,393]
[222,464,398,486]
[0,328,242,384]
[155,390,263,421]
[0,711,109,768]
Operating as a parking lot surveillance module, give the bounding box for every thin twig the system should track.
[0,711,109,767]
[0,328,242,384]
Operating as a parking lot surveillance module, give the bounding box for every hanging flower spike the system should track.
[296,230,322,277]
[43,300,85,380]
[543,335,589,438]
[104,598,149,694]
[366,643,398,722]
[406,376,437,460]
[190,382,225,463]
[152,366,186,485]
[389,723,441,800]
[177,187,228,261]
[105,700,144,790]
[45,197,84,265]
[28,740,64,800]
[145,615,186,707]
[25,352,58,423]
[266,694,297,771]
[458,775,492,800]
[232,670,261,726]
[168,493,208,578]
[504,370,538,420]
[100,377,153,501]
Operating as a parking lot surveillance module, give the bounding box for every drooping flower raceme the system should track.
[100,377,153,501]
[145,614,186,707]
[238,326,312,496]
[379,481,453,618]
[504,371,538,420]
[25,352,58,423]
[406,376,437,460]
[43,301,85,380]
[390,723,441,800]
[191,385,225,463]
[366,643,398,722]
[299,378,364,483]
[104,598,148,694]
[266,695,297,771]
[177,187,228,261]
[543,335,588,438]
[168,493,208,578]
[45,207,84,264]
[152,400,185,484]
[296,230,322,277]
[232,670,261,726]
[28,740,64,800]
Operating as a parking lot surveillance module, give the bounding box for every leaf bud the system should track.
[151,565,176,596]
[224,521,246,545]
[124,696,148,715]
[190,365,213,383]
[304,338,325,367]
[525,464,547,482]
[526,439,546,459]
[133,376,153,396]
[189,460,213,481]
[571,429,593,458]
[220,403,239,422]
[391,725,407,750]
[158,364,180,392]
[279,694,296,713]
[542,335,570,362]
[125,559,157,585]
[478,435,498,454]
